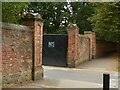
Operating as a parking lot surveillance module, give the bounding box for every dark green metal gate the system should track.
[42,34,68,67]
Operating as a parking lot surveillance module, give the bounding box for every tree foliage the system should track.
[27,2,69,33]
[2,2,29,24]
[70,2,94,33]
[27,2,94,34]
[2,2,94,34]
[89,2,120,43]
[2,2,119,43]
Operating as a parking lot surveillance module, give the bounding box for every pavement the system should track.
[2,53,119,89]
[8,65,118,89]
[15,77,102,88]
[77,53,118,72]
[43,66,118,88]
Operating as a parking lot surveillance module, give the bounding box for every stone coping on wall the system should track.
[0,22,33,32]
[67,23,79,30]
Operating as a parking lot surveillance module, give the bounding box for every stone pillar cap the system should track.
[35,14,42,19]
[24,13,34,18]
[67,23,79,30]
[24,13,43,21]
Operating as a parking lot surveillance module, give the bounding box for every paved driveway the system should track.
[77,53,118,72]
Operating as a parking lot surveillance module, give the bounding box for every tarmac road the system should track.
[43,66,119,88]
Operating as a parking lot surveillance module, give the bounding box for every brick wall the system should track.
[67,24,91,67]
[96,40,117,58]
[84,31,96,59]
[33,18,44,81]
[2,23,33,84]
[117,44,120,62]
[75,35,90,66]
[66,23,117,67]
[67,24,79,67]
[0,25,2,72]
[2,13,44,85]
[23,13,44,80]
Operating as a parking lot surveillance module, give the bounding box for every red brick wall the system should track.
[84,31,96,59]
[117,44,120,62]
[75,35,90,66]
[96,40,117,57]
[67,24,117,67]
[2,13,44,85]
[23,14,44,80]
[0,26,2,72]
[67,24,91,67]
[2,23,33,84]
[33,20,43,80]
[67,24,79,67]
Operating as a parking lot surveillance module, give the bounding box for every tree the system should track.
[2,2,29,24]
[28,2,94,34]
[89,2,120,43]
[70,2,94,33]
[27,2,69,34]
